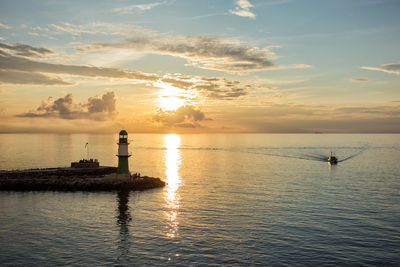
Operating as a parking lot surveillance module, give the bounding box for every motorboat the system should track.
[328,152,338,165]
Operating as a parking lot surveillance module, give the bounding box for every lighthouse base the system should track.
[117,156,130,174]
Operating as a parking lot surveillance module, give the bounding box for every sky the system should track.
[0,0,399,133]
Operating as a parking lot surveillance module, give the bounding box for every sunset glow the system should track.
[158,96,185,111]
[0,1,399,265]
[0,0,398,133]
[155,82,186,111]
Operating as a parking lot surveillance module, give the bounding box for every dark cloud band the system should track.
[79,35,310,73]
[0,43,269,99]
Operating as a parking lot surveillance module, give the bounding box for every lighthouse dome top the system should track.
[119,130,128,144]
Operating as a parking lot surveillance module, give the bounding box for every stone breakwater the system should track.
[0,167,165,191]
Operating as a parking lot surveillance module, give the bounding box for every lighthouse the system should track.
[117,130,131,174]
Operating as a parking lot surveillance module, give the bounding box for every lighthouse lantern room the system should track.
[117,130,131,174]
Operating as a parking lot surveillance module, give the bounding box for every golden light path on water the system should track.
[163,134,182,239]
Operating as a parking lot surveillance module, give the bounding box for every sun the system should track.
[154,81,186,111]
[158,96,185,111]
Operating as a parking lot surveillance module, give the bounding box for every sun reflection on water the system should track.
[164,134,181,239]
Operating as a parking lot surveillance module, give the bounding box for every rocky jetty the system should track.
[0,167,165,192]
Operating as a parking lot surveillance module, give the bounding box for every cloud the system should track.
[157,74,278,101]
[153,105,206,127]
[0,49,160,82]
[0,69,72,85]
[50,22,92,36]
[17,92,117,120]
[0,43,274,98]
[41,22,149,37]
[28,32,40,36]
[87,91,116,114]
[220,102,400,133]
[159,75,255,99]
[230,0,256,19]
[0,23,12,29]
[361,63,400,75]
[252,117,400,133]
[190,77,252,99]
[113,2,165,14]
[334,105,400,116]
[80,35,310,73]
[0,118,121,134]
[253,78,306,85]
[0,42,54,58]
[348,77,369,82]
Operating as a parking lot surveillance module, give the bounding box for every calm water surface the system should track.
[0,134,399,266]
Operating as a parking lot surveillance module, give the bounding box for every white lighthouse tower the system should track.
[117,130,131,174]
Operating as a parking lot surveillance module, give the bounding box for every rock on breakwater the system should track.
[0,167,165,192]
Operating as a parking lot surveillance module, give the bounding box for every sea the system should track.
[0,133,399,266]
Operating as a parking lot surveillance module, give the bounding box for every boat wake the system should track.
[337,147,367,162]
[136,144,368,164]
[243,146,368,163]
